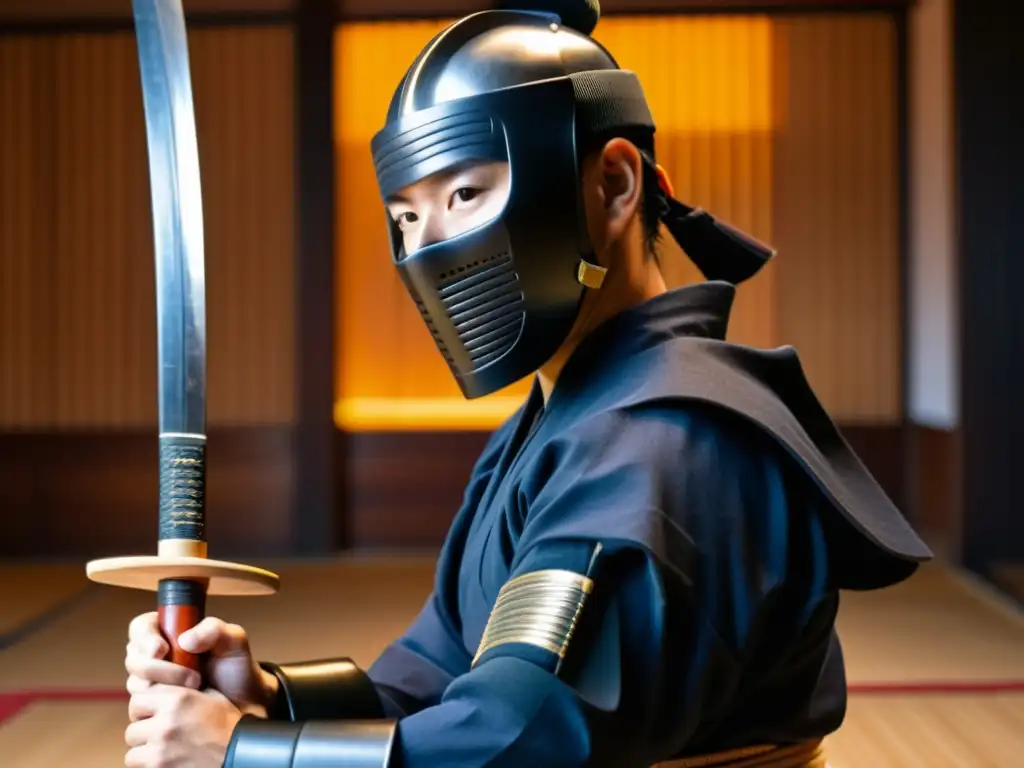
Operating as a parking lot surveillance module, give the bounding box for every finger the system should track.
[129,683,194,722]
[128,692,155,723]
[125,653,201,689]
[128,688,178,724]
[124,717,154,748]
[126,672,190,696]
[124,744,157,768]
[178,616,248,657]
[126,675,151,696]
[127,612,168,659]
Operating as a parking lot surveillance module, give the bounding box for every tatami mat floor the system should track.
[1,559,1022,766]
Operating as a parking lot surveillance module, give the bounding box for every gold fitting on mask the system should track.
[577,259,607,289]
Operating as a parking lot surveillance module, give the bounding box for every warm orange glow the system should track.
[592,16,776,133]
[333,18,533,433]
[335,396,529,431]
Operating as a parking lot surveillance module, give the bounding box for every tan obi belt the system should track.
[653,738,828,768]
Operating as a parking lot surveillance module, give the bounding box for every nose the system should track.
[413,212,446,252]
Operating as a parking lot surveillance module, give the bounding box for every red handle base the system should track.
[157,578,208,675]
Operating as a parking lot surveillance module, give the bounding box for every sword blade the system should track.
[134,0,206,440]
[133,0,208,549]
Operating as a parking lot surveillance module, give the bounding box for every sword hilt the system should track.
[158,433,207,545]
[85,433,279,649]
[158,578,207,673]
[158,433,209,673]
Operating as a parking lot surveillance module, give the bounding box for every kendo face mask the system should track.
[371,11,649,400]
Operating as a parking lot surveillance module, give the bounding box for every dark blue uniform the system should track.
[362,281,928,767]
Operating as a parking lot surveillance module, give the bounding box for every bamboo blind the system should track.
[0,25,296,429]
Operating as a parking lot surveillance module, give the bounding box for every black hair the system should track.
[637,145,665,256]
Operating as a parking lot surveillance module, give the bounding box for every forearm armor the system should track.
[223,658,397,768]
[259,658,386,721]
[225,717,397,768]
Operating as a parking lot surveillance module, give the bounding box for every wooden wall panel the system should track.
[0,428,294,558]
[772,15,901,422]
[0,37,54,428]
[908,425,960,561]
[0,25,295,429]
[49,33,155,428]
[191,26,296,426]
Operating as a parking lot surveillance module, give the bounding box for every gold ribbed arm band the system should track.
[472,569,594,667]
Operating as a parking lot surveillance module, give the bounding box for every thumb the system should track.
[178,617,250,657]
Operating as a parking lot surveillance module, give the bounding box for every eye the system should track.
[393,211,418,230]
[450,187,482,207]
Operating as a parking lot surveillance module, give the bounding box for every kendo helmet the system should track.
[370,0,774,400]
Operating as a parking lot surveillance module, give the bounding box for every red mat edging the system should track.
[3,681,1024,726]
[0,689,127,725]
[0,693,32,725]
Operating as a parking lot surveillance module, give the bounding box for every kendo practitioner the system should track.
[121,2,932,767]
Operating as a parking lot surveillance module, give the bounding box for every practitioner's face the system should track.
[385,161,511,255]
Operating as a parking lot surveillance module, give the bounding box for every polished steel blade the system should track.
[133,0,206,440]
[133,0,208,549]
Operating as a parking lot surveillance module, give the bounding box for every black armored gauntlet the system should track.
[259,658,386,721]
[224,658,397,768]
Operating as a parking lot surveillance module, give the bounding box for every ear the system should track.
[595,138,643,245]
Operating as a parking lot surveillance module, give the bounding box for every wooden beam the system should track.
[0,0,294,21]
[293,0,340,555]
[955,0,1024,581]
[0,1,294,34]
[333,0,913,23]
[894,6,916,534]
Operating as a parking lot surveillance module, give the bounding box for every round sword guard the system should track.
[86,555,280,597]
